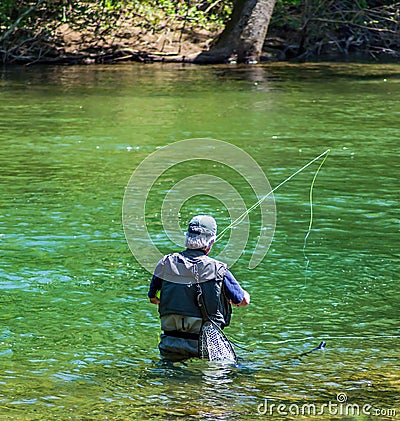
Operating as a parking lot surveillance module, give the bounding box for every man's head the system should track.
[185,215,217,251]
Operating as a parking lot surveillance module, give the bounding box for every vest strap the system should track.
[196,282,210,322]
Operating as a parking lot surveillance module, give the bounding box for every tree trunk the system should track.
[195,0,276,64]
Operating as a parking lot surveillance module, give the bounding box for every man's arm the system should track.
[223,269,250,307]
[148,274,162,305]
[235,290,250,307]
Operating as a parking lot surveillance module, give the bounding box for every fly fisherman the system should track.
[148,215,250,360]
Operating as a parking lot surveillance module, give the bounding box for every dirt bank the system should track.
[2,4,399,66]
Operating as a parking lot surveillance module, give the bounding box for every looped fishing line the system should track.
[213,150,331,353]
[302,149,330,285]
[213,151,400,351]
[216,149,331,283]
[216,149,331,244]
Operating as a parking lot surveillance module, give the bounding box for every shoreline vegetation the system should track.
[1,1,399,66]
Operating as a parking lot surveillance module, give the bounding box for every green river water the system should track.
[0,63,399,420]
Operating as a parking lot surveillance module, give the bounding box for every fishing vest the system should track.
[155,252,232,327]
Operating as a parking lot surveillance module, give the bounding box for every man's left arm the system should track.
[223,270,250,307]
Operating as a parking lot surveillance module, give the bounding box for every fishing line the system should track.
[214,150,331,354]
[229,333,400,354]
[211,150,400,356]
[262,334,400,345]
[233,334,400,366]
[215,149,331,243]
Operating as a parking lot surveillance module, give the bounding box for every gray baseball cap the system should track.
[187,215,217,236]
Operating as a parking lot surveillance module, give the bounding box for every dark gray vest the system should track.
[155,252,232,327]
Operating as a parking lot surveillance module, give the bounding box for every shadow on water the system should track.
[132,357,260,419]
[129,341,328,418]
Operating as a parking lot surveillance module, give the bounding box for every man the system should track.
[148,214,250,360]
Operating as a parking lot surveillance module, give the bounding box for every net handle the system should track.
[196,282,211,322]
[193,262,212,323]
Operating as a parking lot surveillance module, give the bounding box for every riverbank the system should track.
[44,21,218,65]
[1,2,399,65]
[4,22,399,66]
[0,3,223,65]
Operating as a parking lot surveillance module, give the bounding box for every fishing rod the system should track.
[216,149,331,243]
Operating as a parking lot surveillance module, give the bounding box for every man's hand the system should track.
[149,297,160,305]
[234,290,250,307]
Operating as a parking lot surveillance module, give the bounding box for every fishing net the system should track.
[199,321,237,362]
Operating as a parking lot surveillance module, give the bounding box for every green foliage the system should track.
[271,0,303,32]
[0,0,14,19]
[275,0,302,6]
[135,1,233,27]
[0,1,12,27]
[87,1,231,32]
[0,1,232,34]
[0,0,32,28]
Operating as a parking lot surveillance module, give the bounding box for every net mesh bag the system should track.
[199,321,237,362]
